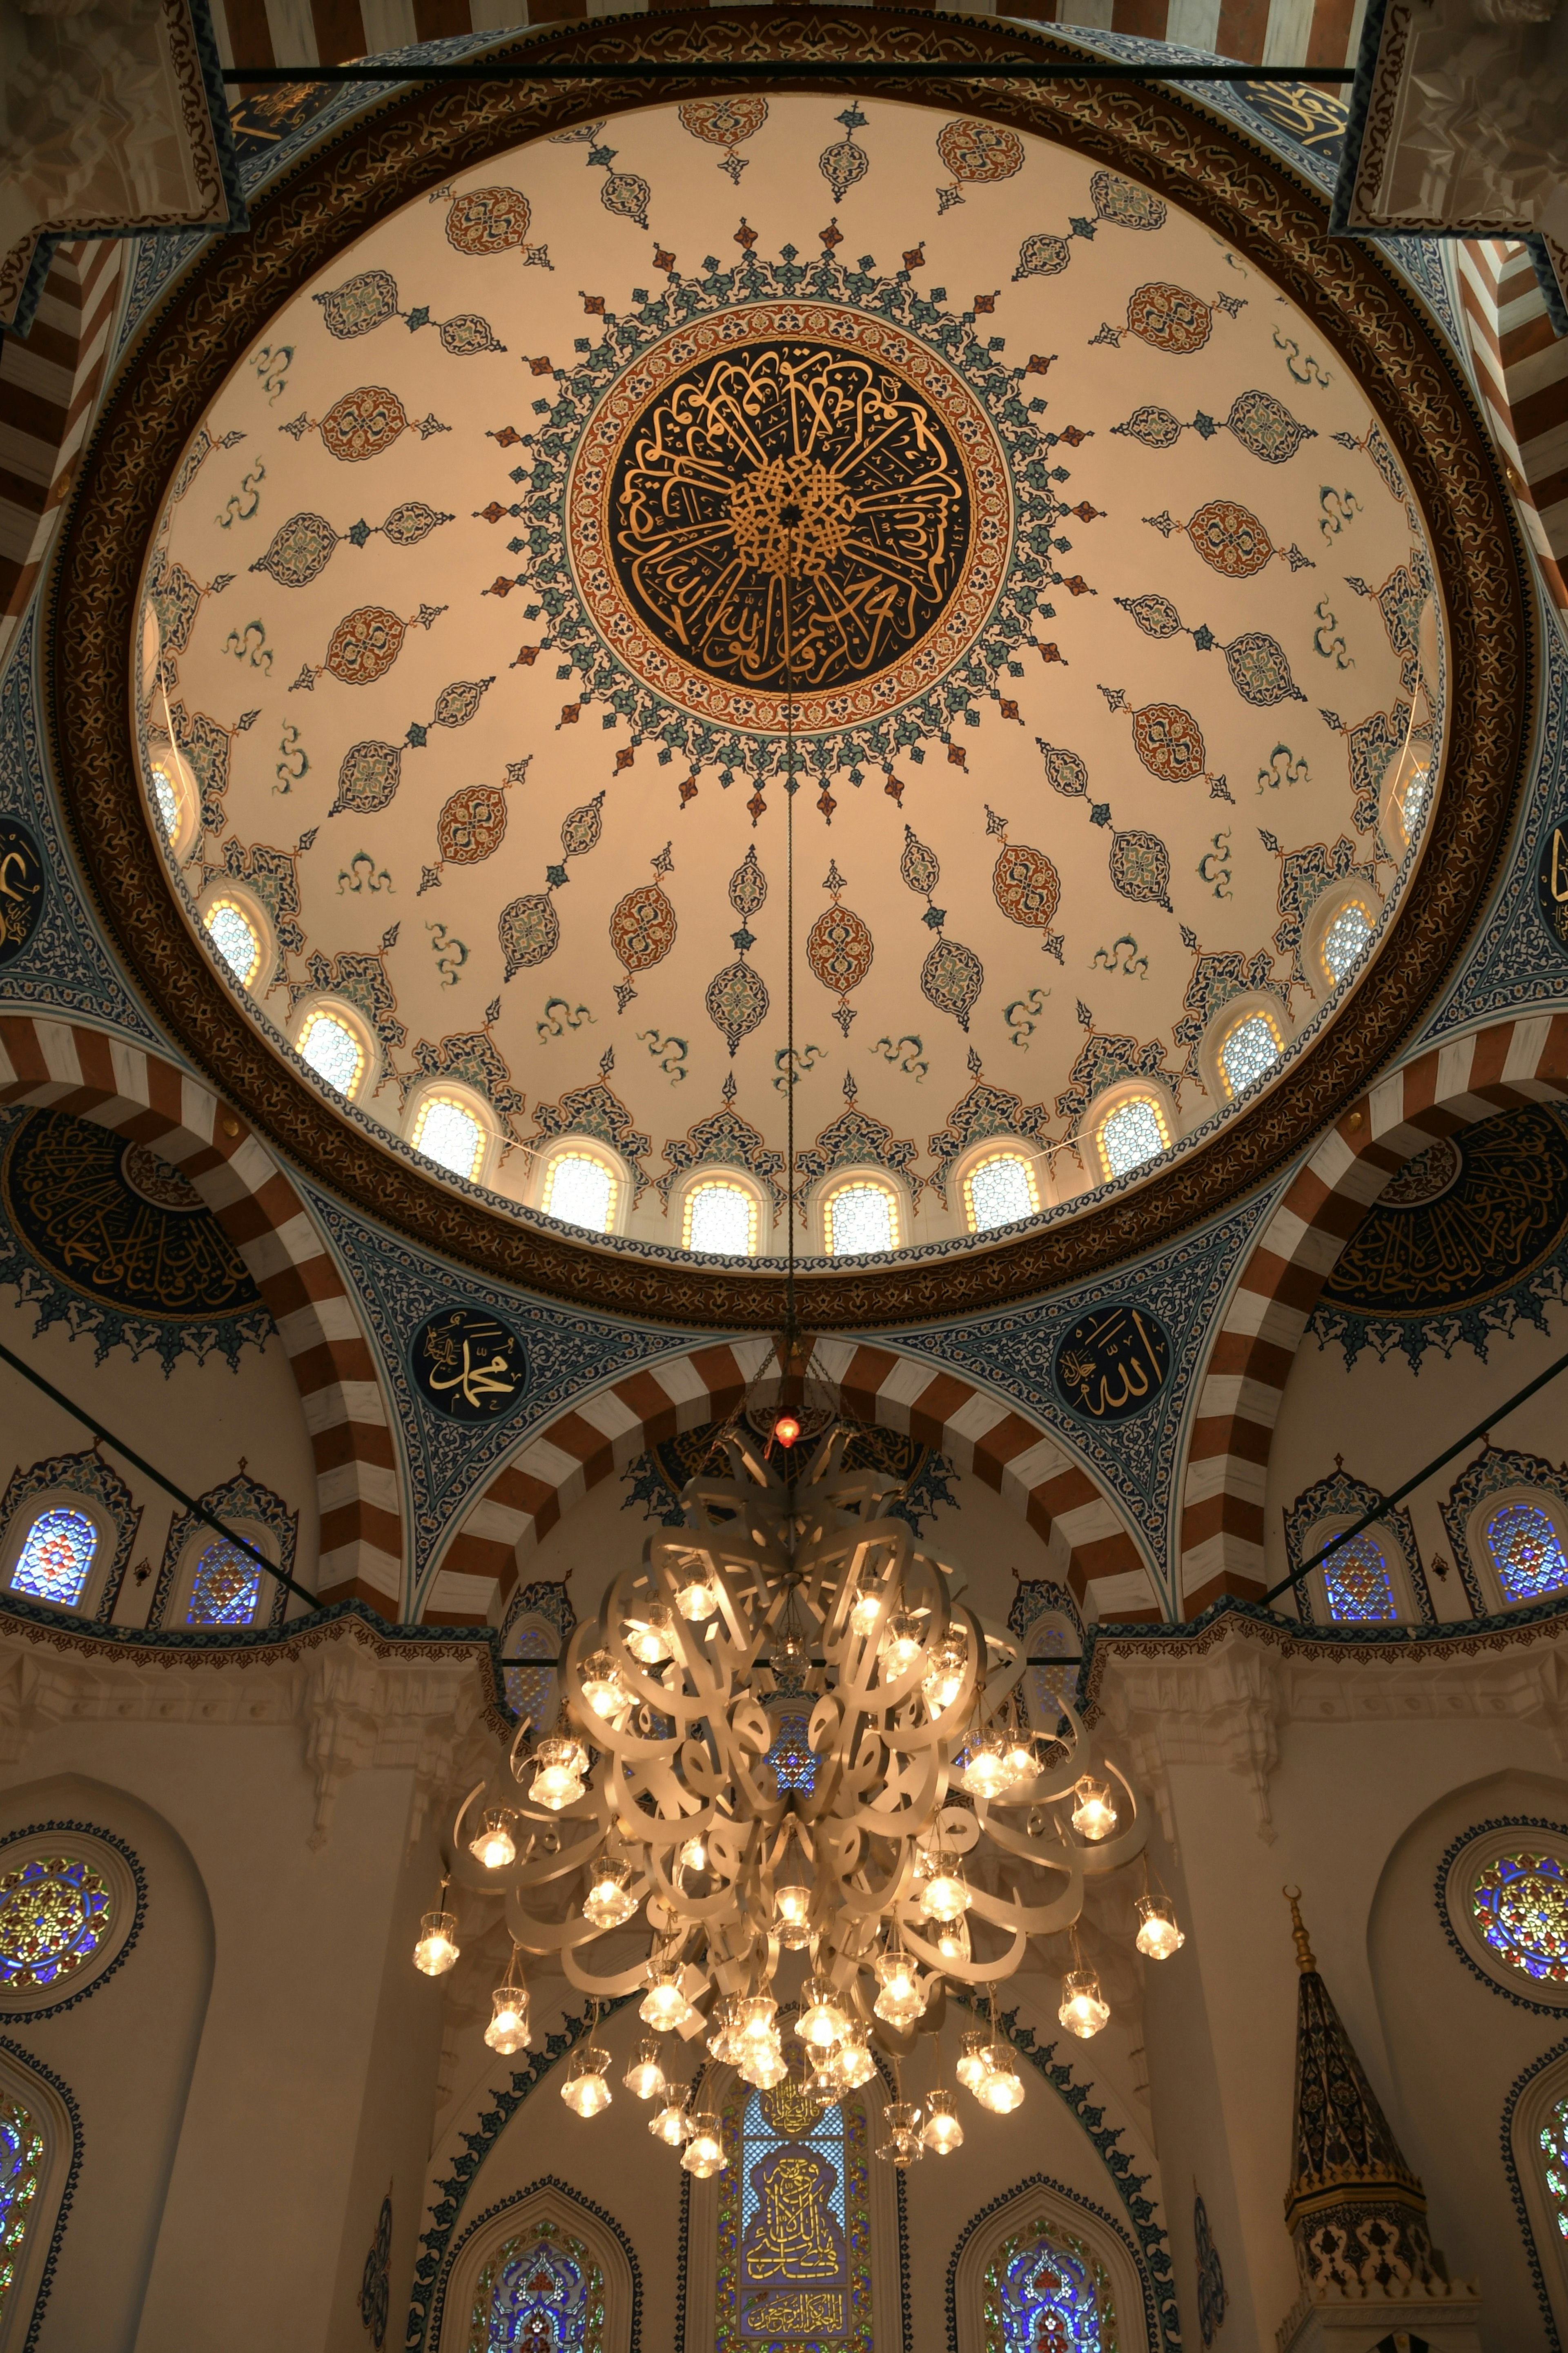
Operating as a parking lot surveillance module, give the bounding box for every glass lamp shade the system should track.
[877,2102,924,2167]
[561,2045,613,2116]
[849,1582,882,1637]
[641,1966,691,2032]
[1135,1894,1185,1960]
[804,2054,844,2105]
[530,1736,588,1812]
[921,2090,964,2154]
[737,2032,788,2089]
[833,2032,877,2091]
[707,1995,742,2063]
[922,1635,967,1713]
[624,2040,667,2101]
[470,1809,517,1870]
[736,1994,778,2047]
[675,1564,718,1621]
[680,2113,727,2176]
[935,1917,971,1965]
[677,1833,708,1875]
[1070,1776,1118,1842]
[581,1651,633,1726]
[796,1974,850,2048]
[649,2093,690,2145]
[485,1983,530,2055]
[773,1883,813,1947]
[583,1859,638,1930]
[873,1953,925,2025]
[879,1613,925,1680]
[919,1869,969,1924]
[1002,1733,1037,1785]
[771,1628,813,1677]
[623,1603,675,1664]
[961,1737,1013,1802]
[975,2049,1026,2112]
[956,2029,993,2092]
[412,1910,459,1976]
[1058,1969,1111,2039]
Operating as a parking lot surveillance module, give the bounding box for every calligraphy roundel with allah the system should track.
[1053,1303,1172,1424]
[571,304,1009,734]
[410,1307,529,1421]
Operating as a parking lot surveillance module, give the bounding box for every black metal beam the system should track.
[223,61,1354,83]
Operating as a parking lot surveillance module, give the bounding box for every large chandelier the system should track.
[418,1408,1182,2168]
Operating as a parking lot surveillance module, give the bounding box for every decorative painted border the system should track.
[1500,2033,1568,2353]
[1435,1813,1568,2016]
[48,9,1528,1332]
[0,1819,147,2024]
[0,2034,83,2353]
[943,2170,1162,2353]
[422,2172,642,2353]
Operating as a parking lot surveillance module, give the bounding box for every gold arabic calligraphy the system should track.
[0,845,40,955]
[608,340,969,692]
[420,1316,521,1413]
[1056,1308,1170,1420]
[740,2149,847,2284]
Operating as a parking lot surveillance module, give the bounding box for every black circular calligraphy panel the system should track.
[1053,1304,1172,1424]
[1537,819,1568,955]
[0,820,46,970]
[410,1307,528,1421]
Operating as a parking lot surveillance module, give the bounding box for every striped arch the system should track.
[0,1013,401,1613]
[1182,1013,1568,1615]
[427,1335,1152,1628]
[1457,237,1568,614]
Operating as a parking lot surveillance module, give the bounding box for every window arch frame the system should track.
[0,2037,82,2353]
[535,1139,628,1237]
[956,1142,1043,1237]
[676,1170,766,1258]
[408,1083,495,1189]
[1090,1082,1174,1186]
[1299,1515,1410,1626]
[0,1822,147,2023]
[818,1169,905,1259]
[1205,997,1290,1106]
[294,998,373,1104]
[947,2171,1154,2353]
[197,881,270,994]
[1476,1490,1568,1613]
[1441,1450,1568,1619]
[149,1474,299,1633]
[1439,1815,1568,2017]
[0,1452,140,1628]
[428,2176,640,2353]
[1281,1468,1432,1629]
[1302,883,1382,995]
[143,732,199,862]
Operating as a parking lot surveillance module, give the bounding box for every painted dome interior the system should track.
[138,94,1444,1263]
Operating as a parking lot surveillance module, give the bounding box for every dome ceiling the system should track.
[134,91,1443,1269]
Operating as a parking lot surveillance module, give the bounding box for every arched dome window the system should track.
[412,1095,486,1183]
[824,1179,899,1257]
[203,898,261,988]
[986,2213,1115,2353]
[1096,1094,1168,1181]
[0,2090,42,2326]
[297,1008,365,1100]
[683,1178,759,1256]
[1399,758,1432,843]
[185,1539,263,1628]
[1218,1009,1283,1098]
[542,1147,619,1235]
[149,758,180,841]
[472,2216,604,2353]
[1541,2092,1568,2244]
[962,1150,1039,1234]
[9,1509,97,1611]
[1321,900,1374,986]
[1321,1531,1399,1623]
[1486,1502,1568,1603]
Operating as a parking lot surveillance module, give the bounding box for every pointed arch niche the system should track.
[429,2175,640,2353]
[0,2037,80,2353]
[947,2175,1152,2353]
[1504,2039,1568,2349]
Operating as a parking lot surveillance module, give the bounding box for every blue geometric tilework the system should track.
[890,1193,1272,1612]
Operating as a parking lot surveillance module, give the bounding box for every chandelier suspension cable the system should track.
[783,513,800,1370]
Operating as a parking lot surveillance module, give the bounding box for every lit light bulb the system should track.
[707,1995,741,2063]
[736,1994,778,2047]
[872,1952,925,2027]
[1135,1894,1185,1961]
[956,2029,992,2092]
[935,1917,971,1965]
[560,2044,613,2116]
[922,1635,967,1713]
[470,1809,517,1871]
[1070,1776,1117,1842]
[681,2112,727,2177]
[674,1561,718,1621]
[921,2090,964,2155]
[641,1964,691,2033]
[582,1858,638,1930]
[877,2101,924,2168]
[834,2031,877,2091]
[796,1973,850,2049]
[624,2039,667,2101]
[1058,1968,1110,2040]
[961,1736,1013,1802]
[1002,1731,1036,1785]
[975,2048,1026,2111]
[678,1833,708,1875]
[804,2052,844,2105]
[879,1612,924,1680]
[486,1980,530,2055]
[849,1581,882,1637]
[581,1651,632,1726]
[412,1909,459,1976]
[649,2092,690,2145]
[771,1628,813,1677]
[530,1735,588,1812]
[919,1869,969,1924]
[738,2032,788,2089]
[623,1602,675,1664]
[773,1412,802,1448]
[773,1883,813,1947]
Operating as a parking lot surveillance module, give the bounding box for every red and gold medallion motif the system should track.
[610,882,677,974]
[318,386,412,463]
[936,118,1024,183]
[442,185,532,256]
[1131,700,1207,782]
[1185,498,1274,578]
[1125,282,1213,356]
[807,903,874,997]
[991,841,1061,930]
[325,606,405,686]
[436,782,509,866]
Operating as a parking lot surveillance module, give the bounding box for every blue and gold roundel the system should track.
[410,1307,528,1420]
[1053,1303,1171,1423]
[0,821,46,970]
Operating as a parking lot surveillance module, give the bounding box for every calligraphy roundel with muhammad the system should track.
[573,304,1008,733]
[410,1306,528,1420]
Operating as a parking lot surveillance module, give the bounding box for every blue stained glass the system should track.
[763,1713,817,1793]
[476,2219,601,2353]
[1471,1849,1568,1983]
[0,1853,112,1989]
[187,1540,262,1626]
[0,2097,41,2325]
[717,2078,871,2351]
[11,1508,97,1608]
[1540,2094,1568,2239]
[987,2218,1111,2353]
[1323,1532,1398,1623]
[1486,1502,1568,1601]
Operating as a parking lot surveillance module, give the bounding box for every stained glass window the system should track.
[685,1181,757,1256]
[1485,1502,1568,1602]
[717,2078,870,2353]
[1098,1096,1167,1180]
[1471,1849,1568,1985]
[1539,2094,1568,2241]
[825,1182,897,1256]
[504,1620,558,1731]
[965,1153,1038,1234]
[187,1539,262,1627]
[412,1095,485,1182]
[10,1508,97,1609]
[982,2215,1114,2353]
[543,1150,617,1233]
[764,1712,817,1794]
[1219,1012,1282,1098]
[468,2216,605,2353]
[1322,902,1373,985]
[1400,763,1431,840]
[298,1010,365,1098]
[150,761,180,839]
[0,1854,112,1989]
[1322,1532,1399,1624]
[204,899,261,987]
[0,2096,41,2328]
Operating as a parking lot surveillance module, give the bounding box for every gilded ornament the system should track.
[410,1307,527,1420]
[499,892,561,980]
[0,820,46,967]
[1054,1304,1171,1421]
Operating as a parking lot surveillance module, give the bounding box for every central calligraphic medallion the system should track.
[570,305,1008,732]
